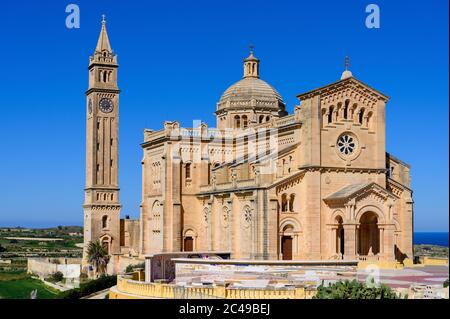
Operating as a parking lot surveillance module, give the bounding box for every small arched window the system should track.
[359,108,365,125]
[288,156,292,173]
[289,194,295,212]
[259,115,264,123]
[328,106,334,123]
[234,115,241,129]
[281,194,288,212]
[367,111,373,129]
[103,71,108,83]
[266,116,270,122]
[321,108,327,127]
[242,115,248,128]
[102,215,108,229]
[185,163,191,179]
[344,100,349,119]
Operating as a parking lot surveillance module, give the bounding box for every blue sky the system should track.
[0,0,448,231]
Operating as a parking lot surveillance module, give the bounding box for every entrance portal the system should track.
[358,212,380,255]
[281,236,293,260]
[184,237,193,252]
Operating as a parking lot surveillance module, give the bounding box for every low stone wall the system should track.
[420,256,449,266]
[110,276,316,299]
[27,257,81,279]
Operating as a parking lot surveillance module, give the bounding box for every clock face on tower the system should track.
[99,98,114,113]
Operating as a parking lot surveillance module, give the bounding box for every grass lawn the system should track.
[0,271,59,299]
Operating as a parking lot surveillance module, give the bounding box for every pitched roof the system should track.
[325,183,372,200]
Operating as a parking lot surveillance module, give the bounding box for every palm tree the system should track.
[86,240,110,278]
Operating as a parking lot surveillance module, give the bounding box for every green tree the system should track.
[314,279,402,299]
[0,244,6,252]
[86,240,110,278]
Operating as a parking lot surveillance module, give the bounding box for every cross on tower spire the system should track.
[340,54,353,80]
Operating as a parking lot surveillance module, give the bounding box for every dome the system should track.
[217,77,285,111]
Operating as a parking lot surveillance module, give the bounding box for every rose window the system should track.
[337,134,356,155]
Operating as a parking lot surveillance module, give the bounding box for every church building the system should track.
[83,19,414,269]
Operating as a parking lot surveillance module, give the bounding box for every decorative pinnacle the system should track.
[345,55,350,70]
[249,43,254,55]
[102,14,106,25]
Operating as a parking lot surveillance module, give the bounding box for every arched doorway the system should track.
[281,225,294,260]
[101,237,110,255]
[183,229,197,252]
[335,216,344,257]
[358,212,380,255]
[184,237,193,251]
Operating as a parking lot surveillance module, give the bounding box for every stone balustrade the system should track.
[112,276,316,299]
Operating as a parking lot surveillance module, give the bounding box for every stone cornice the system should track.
[296,77,389,103]
[85,87,120,95]
[298,165,387,174]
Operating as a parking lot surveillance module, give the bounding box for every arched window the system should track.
[242,115,248,128]
[281,193,288,212]
[185,163,191,179]
[234,115,241,128]
[328,106,334,123]
[344,100,349,119]
[321,108,327,127]
[289,194,295,212]
[102,238,109,254]
[103,70,108,83]
[103,194,107,201]
[336,103,342,120]
[102,215,108,229]
[287,156,292,173]
[367,111,373,129]
[266,116,270,122]
[351,103,358,121]
[259,115,264,123]
[359,108,365,125]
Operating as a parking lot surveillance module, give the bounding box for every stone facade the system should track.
[139,50,414,263]
[83,19,413,268]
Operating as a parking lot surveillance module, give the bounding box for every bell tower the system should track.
[83,16,121,267]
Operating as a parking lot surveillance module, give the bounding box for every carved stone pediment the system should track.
[324,182,397,207]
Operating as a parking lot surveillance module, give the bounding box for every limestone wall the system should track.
[27,258,81,279]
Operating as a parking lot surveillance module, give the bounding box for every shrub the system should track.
[51,271,64,282]
[125,262,145,273]
[0,244,6,252]
[56,275,117,299]
[444,279,449,288]
[314,279,402,299]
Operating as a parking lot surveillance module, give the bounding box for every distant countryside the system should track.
[0,226,83,299]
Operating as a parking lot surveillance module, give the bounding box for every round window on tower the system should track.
[336,132,360,160]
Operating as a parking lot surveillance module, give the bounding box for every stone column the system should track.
[383,225,395,261]
[379,227,384,256]
[343,224,357,260]
[332,227,338,255]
